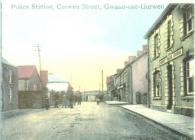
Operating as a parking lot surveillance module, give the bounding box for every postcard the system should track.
[0,0,194,140]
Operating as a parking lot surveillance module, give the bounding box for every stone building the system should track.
[2,58,18,111]
[145,4,194,116]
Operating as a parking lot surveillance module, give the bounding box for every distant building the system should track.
[106,74,117,100]
[2,58,18,111]
[115,67,129,102]
[113,45,148,105]
[47,73,69,106]
[82,90,99,102]
[145,4,194,116]
[17,65,43,108]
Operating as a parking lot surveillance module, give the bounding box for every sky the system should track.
[2,0,169,91]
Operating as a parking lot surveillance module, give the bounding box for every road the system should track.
[2,102,184,140]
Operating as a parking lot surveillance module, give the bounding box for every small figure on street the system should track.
[45,97,49,110]
[63,95,69,108]
[96,98,100,105]
[66,84,74,108]
[54,93,59,108]
[69,94,74,108]
[78,95,82,105]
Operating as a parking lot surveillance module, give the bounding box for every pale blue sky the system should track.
[2,0,168,90]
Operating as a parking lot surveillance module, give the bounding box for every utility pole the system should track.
[34,44,44,107]
[34,44,42,75]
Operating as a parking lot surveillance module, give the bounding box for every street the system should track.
[2,102,184,140]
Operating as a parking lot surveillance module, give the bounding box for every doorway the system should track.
[167,64,173,110]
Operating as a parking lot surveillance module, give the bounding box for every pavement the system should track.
[1,109,44,119]
[106,101,194,140]
[105,101,128,105]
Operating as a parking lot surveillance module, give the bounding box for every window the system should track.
[19,80,25,91]
[153,71,161,98]
[167,20,172,49]
[9,70,12,83]
[33,84,37,91]
[154,34,160,58]
[9,87,12,104]
[183,5,194,35]
[25,80,29,91]
[186,59,194,94]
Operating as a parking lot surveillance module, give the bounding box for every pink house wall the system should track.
[132,54,148,104]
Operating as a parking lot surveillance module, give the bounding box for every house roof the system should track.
[144,4,177,38]
[17,65,38,79]
[116,51,148,78]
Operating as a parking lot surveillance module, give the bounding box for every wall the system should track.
[18,91,43,109]
[2,64,18,111]
[132,53,148,104]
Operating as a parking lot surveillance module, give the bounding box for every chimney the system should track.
[124,61,128,66]
[116,68,122,74]
[142,44,148,53]
[137,50,143,57]
[128,56,136,63]
[40,70,48,87]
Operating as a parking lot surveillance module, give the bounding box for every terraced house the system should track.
[145,4,194,117]
[112,45,148,104]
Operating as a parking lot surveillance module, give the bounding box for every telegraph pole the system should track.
[34,44,42,75]
[34,44,44,107]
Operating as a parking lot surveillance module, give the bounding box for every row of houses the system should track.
[1,61,48,111]
[1,58,76,111]
[106,45,148,105]
[107,4,194,117]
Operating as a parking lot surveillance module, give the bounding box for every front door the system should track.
[167,64,173,110]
